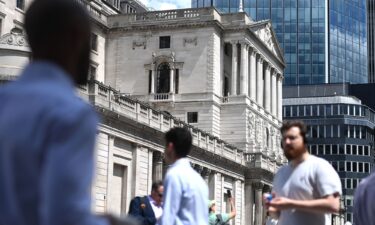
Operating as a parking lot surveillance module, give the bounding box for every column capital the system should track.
[258,57,264,64]
[272,71,277,77]
[153,151,164,162]
[266,64,272,71]
[250,49,258,57]
[201,168,212,177]
[230,40,239,45]
[193,164,203,174]
[252,182,264,190]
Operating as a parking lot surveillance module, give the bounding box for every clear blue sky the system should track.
[139,0,191,10]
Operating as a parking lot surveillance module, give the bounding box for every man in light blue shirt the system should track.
[161,128,208,225]
[0,1,134,225]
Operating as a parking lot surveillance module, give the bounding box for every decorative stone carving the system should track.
[132,40,146,49]
[183,37,197,47]
[0,28,29,47]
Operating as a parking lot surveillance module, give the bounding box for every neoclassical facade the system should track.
[0,1,286,225]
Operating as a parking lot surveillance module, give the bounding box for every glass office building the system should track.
[191,0,368,85]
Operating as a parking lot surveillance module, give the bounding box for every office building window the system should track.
[159,36,171,49]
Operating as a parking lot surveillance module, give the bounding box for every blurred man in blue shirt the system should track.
[161,128,208,225]
[0,1,134,225]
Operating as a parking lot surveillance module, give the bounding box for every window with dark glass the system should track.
[339,161,345,171]
[16,0,25,10]
[326,105,332,116]
[159,36,171,49]
[318,145,324,155]
[339,144,345,154]
[187,112,198,123]
[359,163,363,172]
[346,179,351,189]
[346,145,351,154]
[352,145,358,155]
[358,146,363,155]
[346,162,352,172]
[353,162,357,172]
[326,145,331,155]
[89,65,97,80]
[365,163,369,173]
[91,33,98,52]
[156,63,170,93]
[332,145,338,154]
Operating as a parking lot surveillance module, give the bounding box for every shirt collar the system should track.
[170,157,191,169]
[20,60,75,90]
[148,195,162,207]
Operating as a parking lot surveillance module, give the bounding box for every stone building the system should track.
[0,1,286,225]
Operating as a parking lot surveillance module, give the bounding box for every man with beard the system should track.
[0,1,136,225]
[266,120,342,225]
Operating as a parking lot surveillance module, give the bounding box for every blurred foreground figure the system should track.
[267,121,342,225]
[0,1,137,225]
[354,172,375,224]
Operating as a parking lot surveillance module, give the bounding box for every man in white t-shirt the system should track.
[267,120,342,225]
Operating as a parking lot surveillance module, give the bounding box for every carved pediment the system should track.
[251,22,284,64]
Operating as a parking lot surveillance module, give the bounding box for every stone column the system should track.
[169,66,174,93]
[256,56,264,106]
[152,152,164,182]
[150,64,155,94]
[253,182,264,225]
[264,64,271,111]
[231,42,238,95]
[249,49,257,101]
[245,182,254,225]
[240,43,249,95]
[277,75,283,120]
[201,168,211,184]
[271,71,277,116]
[239,0,243,12]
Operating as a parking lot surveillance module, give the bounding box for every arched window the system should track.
[156,63,170,93]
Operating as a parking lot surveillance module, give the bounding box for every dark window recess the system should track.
[17,0,25,10]
[175,69,179,94]
[148,70,152,93]
[159,36,171,49]
[91,33,98,51]
[187,112,198,123]
[89,65,97,80]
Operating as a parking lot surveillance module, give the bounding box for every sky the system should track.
[138,0,191,10]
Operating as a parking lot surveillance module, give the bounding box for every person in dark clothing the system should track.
[129,181,164,225]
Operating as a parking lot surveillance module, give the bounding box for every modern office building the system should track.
[283,84,375,223]
[368,0,375,82]
[192,0,368,85]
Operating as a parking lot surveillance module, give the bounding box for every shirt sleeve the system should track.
[40,106,107,225]
[315,160,342,197]
[161,172,182,225]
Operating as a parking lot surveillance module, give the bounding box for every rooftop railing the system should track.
[78,80,246,165]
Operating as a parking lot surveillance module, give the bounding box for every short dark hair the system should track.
[25,0,90,54]
[281,120,308,144]
[151,181,163,192]
[165,127,192,158]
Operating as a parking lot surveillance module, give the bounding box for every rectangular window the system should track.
[365,163,370,173]
[353,162,358,172]
[318,145,324,155]
[339,161,345,171]
[346,162,352,172]
[175,69,179,94]
[346,179,351,189]
[91,33,98,52]
[346,145,351,154]
[332,145,338,154]
[358,146,363,155]
[89,65,97,80]
[187,112,198,124]
[148,70,152,93]
[16,0,25,10]
[325,145,331,154]
[159,36,171,49]
[359,163,363,172]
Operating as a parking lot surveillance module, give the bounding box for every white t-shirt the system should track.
[272,155,342,225]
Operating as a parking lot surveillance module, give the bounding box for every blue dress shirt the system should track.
[161,158,208,225]
[0,61,107,225]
